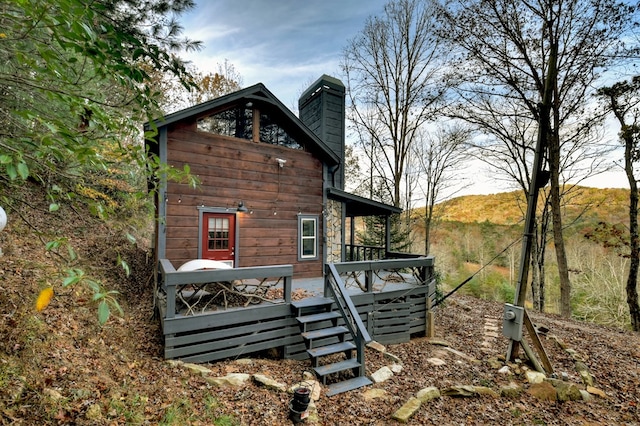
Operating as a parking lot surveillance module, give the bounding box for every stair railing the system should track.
[325,263,372,376]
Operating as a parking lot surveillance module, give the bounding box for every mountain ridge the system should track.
[434,186,630,225]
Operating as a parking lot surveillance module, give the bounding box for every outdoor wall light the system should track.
[237,201,248,213]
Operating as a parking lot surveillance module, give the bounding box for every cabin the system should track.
[146,75,437,395]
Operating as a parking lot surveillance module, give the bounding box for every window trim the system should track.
[298,214,319,261]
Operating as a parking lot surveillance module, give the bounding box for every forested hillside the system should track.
[434,186,630,225]
[410,186,635,330]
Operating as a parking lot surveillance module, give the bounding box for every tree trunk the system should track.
[530,234,541,311]
[625,128,640,332]
[549,140,572,317]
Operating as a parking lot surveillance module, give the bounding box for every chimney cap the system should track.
[299,75,345,104]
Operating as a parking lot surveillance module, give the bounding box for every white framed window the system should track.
[298,215,318,260]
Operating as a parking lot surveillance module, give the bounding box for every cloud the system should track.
[178,0,387,102]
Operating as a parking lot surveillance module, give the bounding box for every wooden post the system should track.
[426,295,435,338]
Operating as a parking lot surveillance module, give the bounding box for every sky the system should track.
[176,1,629,197]
[178,0,388,109]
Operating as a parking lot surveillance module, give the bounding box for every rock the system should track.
[182,362,212,376]
[586,386,607,398]
[205,373,250,387]
[552,335,568,350]
[486,358,503,369]
[579,369,595,387]
[234,358,254,366]
[416,386,440,402]
[527,381,557,401]
[391,397,421,423]
[525,370,546,384]
[500,382,522,398]
[362,389,388,401]
[470,386,499,397]
[366,341,386,353]
[580,390,593,401]
[443,347,481,364]
[390,363,403,374]
[426,357,446,366]
[574,362,595,386]
[85,404,102,421]
[574,361,589,372]
[546,378,582,402]
[566,348,580,360]
[253,374,286,392]
[43,388,63,401]
[441,385,476,397]
[384,352,402,364]
[370,366,394,383]
[498,366,511,375]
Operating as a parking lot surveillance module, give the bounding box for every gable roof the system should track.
[145,83,340,166]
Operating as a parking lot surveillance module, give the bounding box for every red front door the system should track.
[201,213,236,266]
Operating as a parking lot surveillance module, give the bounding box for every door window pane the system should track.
[208,217,229,251]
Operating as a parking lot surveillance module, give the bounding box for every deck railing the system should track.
[327,256,434,293]
[157,259,293,318]
[345,244,385,261]
[345,245,428,262]
[325,263,372,378]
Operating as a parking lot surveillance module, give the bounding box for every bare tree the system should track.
[159,59,243,114]
[438,0,637,317]
[412,125,471,255]
[341,0,448,208]
[597,77,640,331]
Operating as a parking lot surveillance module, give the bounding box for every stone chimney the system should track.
[298,75,346,190]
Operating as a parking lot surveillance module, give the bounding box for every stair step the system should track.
[291,297,334,309]
[307,341,356,359]
[302,326,348,341]
[326,376,373,396]
[296,311,341,325]
[314,358,361,378]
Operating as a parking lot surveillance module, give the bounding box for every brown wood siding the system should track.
[163,126,324,277]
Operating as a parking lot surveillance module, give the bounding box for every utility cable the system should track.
[433,236,523,308]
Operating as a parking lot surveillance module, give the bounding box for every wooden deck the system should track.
[156,257,437,363]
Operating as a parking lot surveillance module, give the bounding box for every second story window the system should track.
[260,112,302,149]
[197,105,303,151]
[197,107,252,139]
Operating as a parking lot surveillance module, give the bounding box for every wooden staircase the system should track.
[292,296,372,396]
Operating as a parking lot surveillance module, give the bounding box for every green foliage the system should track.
[61,268,123,325]
[159,397,238,426]
[0,0,200,323]
[108,394,148,424]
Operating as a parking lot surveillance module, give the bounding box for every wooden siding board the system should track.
[179,335,302,364]
[162,304,292,335]
[166,316,298,347]
[373,323,410,335]
[375,334,410,345]
[166,325,300,359]
[162,126,324,274]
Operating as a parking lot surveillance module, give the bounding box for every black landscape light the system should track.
[288,386,310,423]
